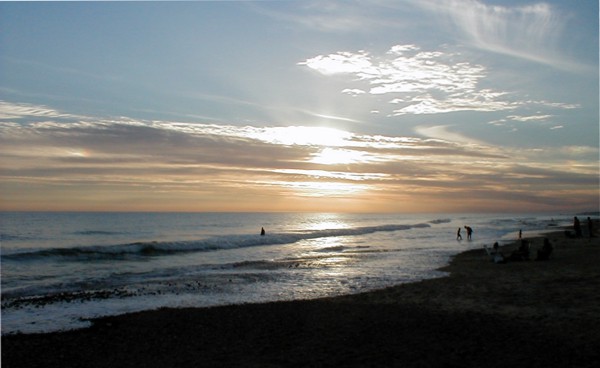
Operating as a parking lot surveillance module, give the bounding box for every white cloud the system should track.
[342,89,366,97]
[392,91,517,116]
[507,114,553,122]
[300,43,583,116]
[301,45,506,115]
[528,100,580,110]
[299,51,375,76]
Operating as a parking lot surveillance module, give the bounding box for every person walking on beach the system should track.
[464,226,473,240]
[456,227,462,240]
[587,217,594,238]
[519,229,522,239]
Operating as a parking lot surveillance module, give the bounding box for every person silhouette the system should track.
[464,226,473,240]
[456,227,462,240]
[574,217,582,237]
[260,227,266,236]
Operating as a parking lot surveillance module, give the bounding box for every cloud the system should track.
[300,45,524,115]
[488,111,577,132]
[391,91,517,115]
[300,43,584,117]
[301,45,486,94]
[414,125,487,145]
[507,114,553,122]
[1,104,597,211]
[342,89,366,97]
[0,100,87,120]
[414,0,590,72]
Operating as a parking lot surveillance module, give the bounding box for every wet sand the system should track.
[3,227,600,367]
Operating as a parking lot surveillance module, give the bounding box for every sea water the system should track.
[0,212,569,334]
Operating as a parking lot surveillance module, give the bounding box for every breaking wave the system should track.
[3,223,430,262]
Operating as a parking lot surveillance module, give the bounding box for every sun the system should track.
[311,147,367,165]
[256,126,353,147]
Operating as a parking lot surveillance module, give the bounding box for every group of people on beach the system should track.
[570,216,594,238]
[485,237,553,264]
[456,226,473,240]
[485,216,596,264]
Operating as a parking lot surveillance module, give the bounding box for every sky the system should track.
[0,0,598,213]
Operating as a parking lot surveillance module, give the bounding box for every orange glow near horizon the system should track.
[0,120,598,213]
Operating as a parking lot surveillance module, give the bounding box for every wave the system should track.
[0,233,25,241]
[429,218,451,224]
[73,230,124,236]
[2,223,430,262]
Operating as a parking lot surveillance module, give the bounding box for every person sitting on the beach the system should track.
[508,239,530,261]
[536,238,553,261]
[484,242,505,263]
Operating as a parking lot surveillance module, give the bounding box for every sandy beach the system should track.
[3,226,600,367]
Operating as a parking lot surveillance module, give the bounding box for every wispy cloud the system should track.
[0,100,87,120]
[248,0,402,33]
[413,0,590,72]
[506,114,553,122]
[488,112,575,132]
[414,125,488,145]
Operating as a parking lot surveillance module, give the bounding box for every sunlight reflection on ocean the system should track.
[0,212,570,334]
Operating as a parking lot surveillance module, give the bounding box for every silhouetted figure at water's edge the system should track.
[464,226,473,240]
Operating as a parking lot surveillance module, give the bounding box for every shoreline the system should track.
[3,227,600,367]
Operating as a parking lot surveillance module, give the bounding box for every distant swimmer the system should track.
[456,227,462,240]
[260,227,265,236]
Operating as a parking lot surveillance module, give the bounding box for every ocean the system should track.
[1,212,569,335]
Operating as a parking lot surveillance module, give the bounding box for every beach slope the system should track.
[3,231,599,367]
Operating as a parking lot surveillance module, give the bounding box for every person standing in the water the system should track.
[260,227,265,236]
[464,226,473,240]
